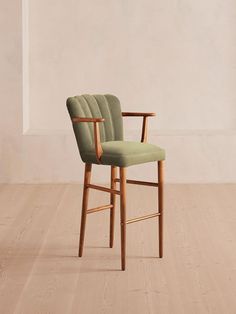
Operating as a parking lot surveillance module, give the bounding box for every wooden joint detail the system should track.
[125,212,161,225]
[114,178,158,187]
[72,117,104,163]
[87,204,113,214]
[141,116,148,142]
[87,184,120,195]
[93,121,103,163]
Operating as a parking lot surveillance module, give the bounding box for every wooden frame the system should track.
[78,161,164,271]
[122,112,156,142]
[72,117,104,162]
[110,166,117,248]
[73,113,164,270]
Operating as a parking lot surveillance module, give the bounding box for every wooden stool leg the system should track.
[120,167,127,270]
[78,163,92,257]
[158,161,164,258]
[110,166,117,248]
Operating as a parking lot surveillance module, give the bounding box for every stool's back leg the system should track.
[110,166,117,248]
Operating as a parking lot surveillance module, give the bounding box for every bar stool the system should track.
[67,94,165,270]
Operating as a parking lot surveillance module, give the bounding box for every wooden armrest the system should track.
[122,112,155,117]
[122,112,156,142]
[72,117,105,123]
[72,116,104,163]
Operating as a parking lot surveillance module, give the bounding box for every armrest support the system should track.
[122,112,156,143]
[72,117,105,123]
[72,116,104,162]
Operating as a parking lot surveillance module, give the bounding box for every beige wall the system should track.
[1,0,236,183]
[28,0,236,132]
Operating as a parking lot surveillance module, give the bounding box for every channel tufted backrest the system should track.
[66,94,123,162]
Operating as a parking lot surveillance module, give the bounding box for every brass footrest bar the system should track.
[87,204,113,214]
[126,212,160,225]
[115,178,158,187]
[87,184,121,195]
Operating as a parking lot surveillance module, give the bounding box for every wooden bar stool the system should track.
[67,94,165,270]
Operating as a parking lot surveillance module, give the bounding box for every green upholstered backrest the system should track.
[66,94,123,162]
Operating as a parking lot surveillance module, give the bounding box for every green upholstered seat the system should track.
[67,94,165,167]
[84,141,165,167]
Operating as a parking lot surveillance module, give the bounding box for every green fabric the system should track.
[67,94,165,167]
[84,141,165,167]
[67,94,123,162]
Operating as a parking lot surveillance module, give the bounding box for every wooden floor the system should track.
[0,183,235,314]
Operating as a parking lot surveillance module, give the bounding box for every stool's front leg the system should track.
[120,167,127,270]
[78,163,92,257]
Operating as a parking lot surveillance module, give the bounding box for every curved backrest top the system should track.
[66,94,123,160]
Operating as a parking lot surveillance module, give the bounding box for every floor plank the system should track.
[0,184,235,314]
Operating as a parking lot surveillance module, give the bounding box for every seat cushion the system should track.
[83,141,165,167]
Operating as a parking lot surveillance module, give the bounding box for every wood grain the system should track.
[0,184,235,314]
